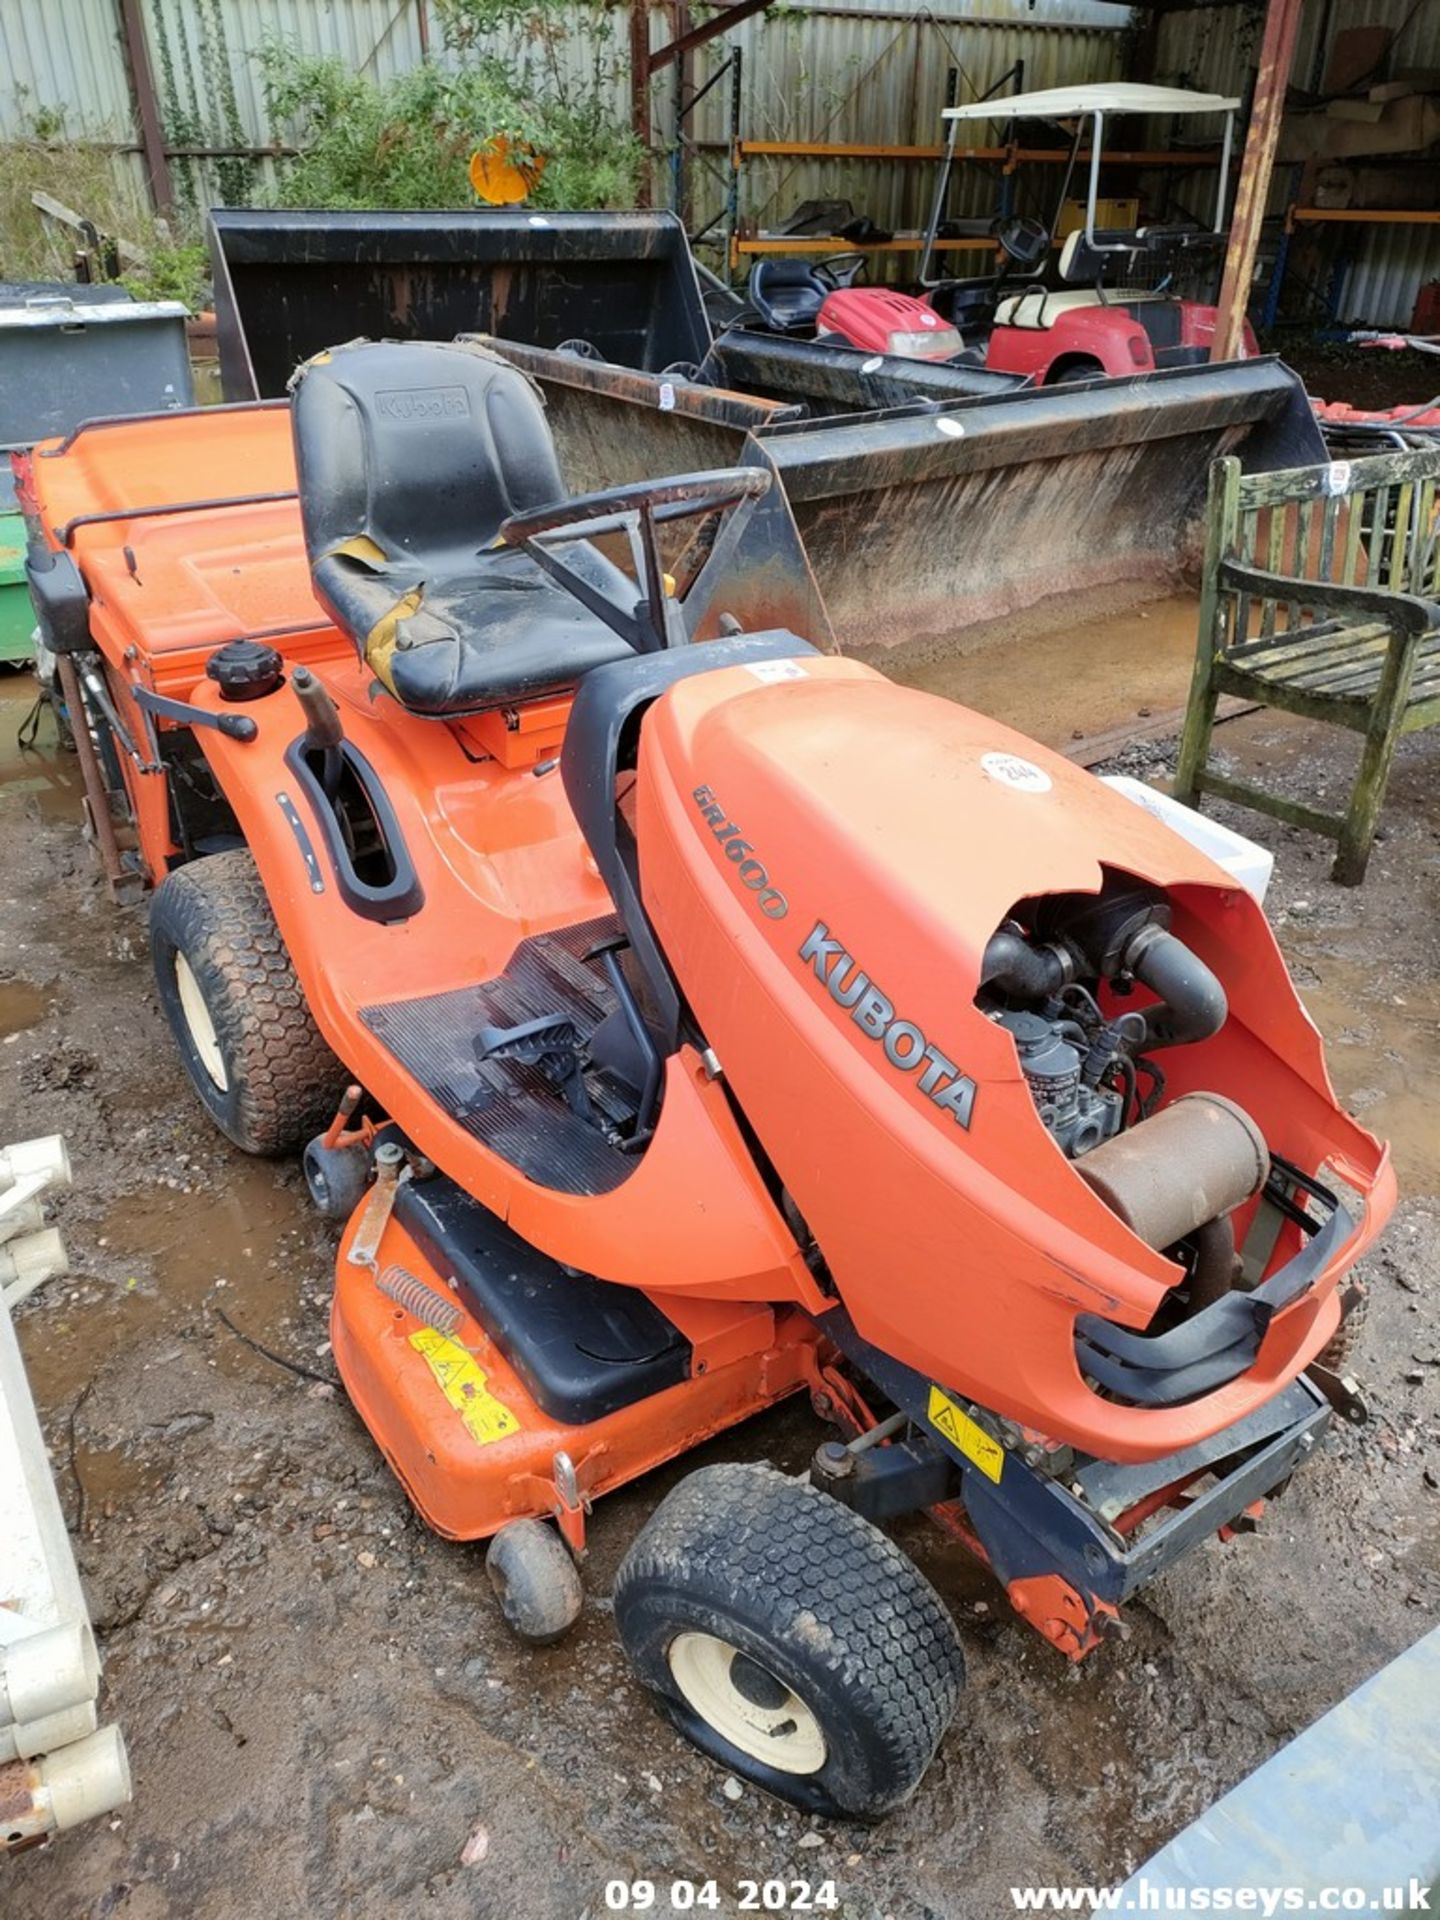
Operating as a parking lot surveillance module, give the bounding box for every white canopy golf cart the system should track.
[917,82,1250,383]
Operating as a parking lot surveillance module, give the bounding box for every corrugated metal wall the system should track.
[2,0,1431,320]
[1155,0,1440,326]
[676,5,1127,241]
[0,0,1128,244]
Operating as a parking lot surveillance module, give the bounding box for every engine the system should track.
[989,1008,1126,1159]
[976,873,1228,1163]
[977,875,1273,1311]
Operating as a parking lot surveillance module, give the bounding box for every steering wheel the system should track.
[498,467,771,548]
[995,216,1050,269]
[499,468,774,655]
[818,252,867,289]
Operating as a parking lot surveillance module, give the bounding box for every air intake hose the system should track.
[1030,881,1228,1050]
[1122,922,1228,1050]
[979,928,1073,1000]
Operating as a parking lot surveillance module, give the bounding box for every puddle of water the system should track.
[16,1157,319,1407]
[0,978,50,1038]
[0,672,82,824]
[886,589,1201,748]
[1293,947,1439,1196]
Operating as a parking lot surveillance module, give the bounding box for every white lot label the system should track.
[659,381,676,412]
[1326,459,1352,496]
[981,750,1051,793]
[862,355,884,373]
[936,418,965,438]
[745,659,808,682]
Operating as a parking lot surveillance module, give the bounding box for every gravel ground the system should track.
[2,670,1437,1920]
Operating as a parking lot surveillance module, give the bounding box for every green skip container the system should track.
[0,509,31,666]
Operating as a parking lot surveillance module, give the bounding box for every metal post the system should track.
[1213,110,1235,230]
[631,0,653,206]
[726,47,743,283]
[1210,0,1305,363]
[998,58,1024,222]
[115,0,174,216]
[919,117,960,288]
[1086,111,1103,245]
[671,1,693,225]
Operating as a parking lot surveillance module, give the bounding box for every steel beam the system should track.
[1210,0,1304,363]
[648,0,775,73]
[115,0,174,216]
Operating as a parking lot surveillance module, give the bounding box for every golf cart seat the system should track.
[996,230,1154,329]
[292,338,634,717]
[749,259,832,333]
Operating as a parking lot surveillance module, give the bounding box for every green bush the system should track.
[121,241,211,310]
[261,14,644,215]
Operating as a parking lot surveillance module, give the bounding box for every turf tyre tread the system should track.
[150,850,341,1155]
[612,1461,964,1816]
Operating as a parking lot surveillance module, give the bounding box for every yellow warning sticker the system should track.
[927,1386,1004,1484]
[410,1328,521,1447]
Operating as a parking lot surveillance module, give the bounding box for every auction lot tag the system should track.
[927,1385,1004,1483]
[410,1327,520,1446]
[981,749,1051,793]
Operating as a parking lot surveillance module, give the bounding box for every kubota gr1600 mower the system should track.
[21,340,1393,1817]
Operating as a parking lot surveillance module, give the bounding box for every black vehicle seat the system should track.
[291,338,635,717]
[748,259,832,333]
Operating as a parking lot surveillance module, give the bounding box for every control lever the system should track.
[291,664,344,799]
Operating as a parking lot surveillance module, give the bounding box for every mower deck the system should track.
[334,1181,818,1546]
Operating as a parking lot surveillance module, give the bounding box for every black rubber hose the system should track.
[1185,1214,1238,1313]
[980,929,1070,1000]
[1125,926,1228,1049]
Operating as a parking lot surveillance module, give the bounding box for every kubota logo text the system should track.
[691,785,788,919]
[800,922,977,1128]
[375,385,471,421]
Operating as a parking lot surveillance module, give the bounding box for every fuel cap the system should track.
[206,639,284,702]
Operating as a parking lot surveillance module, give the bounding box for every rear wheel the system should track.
[1048,359,1105,386]
[150,850,342,1155]
[613,1462,964,1816]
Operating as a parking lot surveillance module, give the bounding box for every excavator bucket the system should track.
[208,206,1325,659]
[489,335,1325,656]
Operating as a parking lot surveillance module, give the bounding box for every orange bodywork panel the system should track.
[635,658,1393,1463]
[333,1206,818,1544]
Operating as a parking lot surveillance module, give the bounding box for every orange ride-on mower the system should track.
[22,339,1394,1817]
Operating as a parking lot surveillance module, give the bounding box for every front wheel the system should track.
[613,1462,965,1816]
[150,850,342,1155]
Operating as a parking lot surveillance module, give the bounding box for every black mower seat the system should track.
[749,259,831,333]
[291,338,635,717]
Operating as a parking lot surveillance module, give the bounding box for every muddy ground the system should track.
[2,652,1437,1920]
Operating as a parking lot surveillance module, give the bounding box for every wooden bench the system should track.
[1173,446,1440,883]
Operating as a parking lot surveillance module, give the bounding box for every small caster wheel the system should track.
[303,1135,370,1220]
[486,1519,583,1646]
